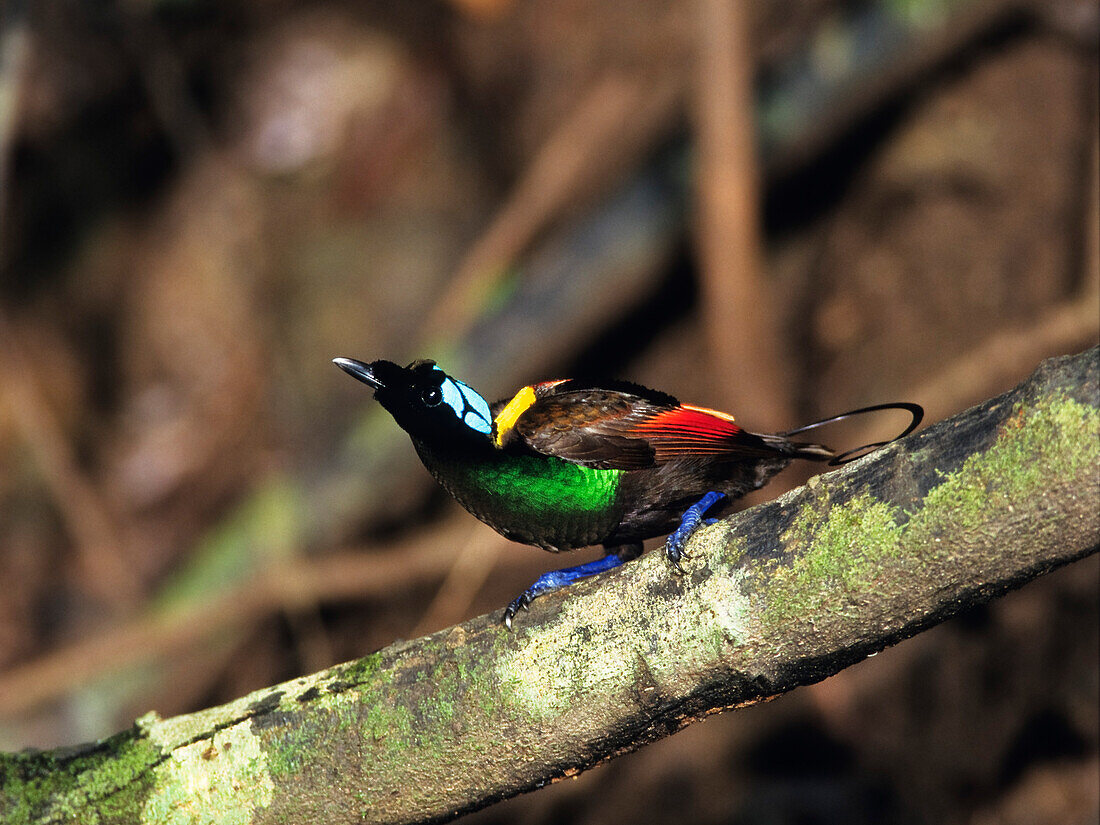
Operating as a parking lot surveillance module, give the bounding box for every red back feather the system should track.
[630,404,776,461]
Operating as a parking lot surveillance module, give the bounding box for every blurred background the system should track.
[0,0,1097,822]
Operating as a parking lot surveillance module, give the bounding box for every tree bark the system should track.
[3,348,1098,825]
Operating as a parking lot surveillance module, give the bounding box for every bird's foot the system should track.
[502,592,533,629]
[502,551,629,629]
[665,491,727,574]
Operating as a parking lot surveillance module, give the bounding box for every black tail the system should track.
[778,402,924,466]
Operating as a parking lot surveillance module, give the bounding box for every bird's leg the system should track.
[665,491,727,573]
[503,543,643,629]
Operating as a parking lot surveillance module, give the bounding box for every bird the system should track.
[333,357,922,627]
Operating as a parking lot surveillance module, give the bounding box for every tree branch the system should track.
[3,348,1098,825]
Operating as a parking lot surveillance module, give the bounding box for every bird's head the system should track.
[333,357,493,443]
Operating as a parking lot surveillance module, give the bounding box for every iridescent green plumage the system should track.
[413,441,623,550]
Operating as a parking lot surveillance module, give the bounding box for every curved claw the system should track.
[664,491,727,572]
[502,594,532,629]
[501,552,630,629]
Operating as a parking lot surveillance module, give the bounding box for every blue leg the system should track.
[503,545,639,628]
[665,491,727,573]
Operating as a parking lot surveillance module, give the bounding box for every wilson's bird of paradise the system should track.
[334,357,922,627]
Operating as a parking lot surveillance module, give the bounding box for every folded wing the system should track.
[506,382,786,470]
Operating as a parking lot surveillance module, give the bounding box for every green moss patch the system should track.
[765,492,904,624]
[0,730,161,825]
[761,396,1099,628]
[909,397,1099,541]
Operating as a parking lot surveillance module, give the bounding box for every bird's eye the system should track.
[421,386,443,407]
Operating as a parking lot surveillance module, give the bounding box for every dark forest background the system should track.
[0,1,1097,823]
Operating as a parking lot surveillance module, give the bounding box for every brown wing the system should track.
[509,384,788,470]
[511,389,666,470]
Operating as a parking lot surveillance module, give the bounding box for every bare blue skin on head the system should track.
[433,365,492,435]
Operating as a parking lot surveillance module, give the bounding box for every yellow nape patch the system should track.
[493,385,537,447]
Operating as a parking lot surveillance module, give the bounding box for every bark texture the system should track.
[2,348,1098,825]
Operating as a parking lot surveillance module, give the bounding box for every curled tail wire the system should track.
[778,402,924,466]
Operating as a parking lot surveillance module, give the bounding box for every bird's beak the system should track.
[333,357,384,390]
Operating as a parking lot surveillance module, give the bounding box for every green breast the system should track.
[413,441,623,550]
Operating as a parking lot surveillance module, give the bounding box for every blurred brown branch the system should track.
[693,0,792,425]
[0,317,141,608]
[913,122,1100,425]
[425,70,681,343]
[0,523,533,718]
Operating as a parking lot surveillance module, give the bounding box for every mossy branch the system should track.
[3,348,1098,825]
